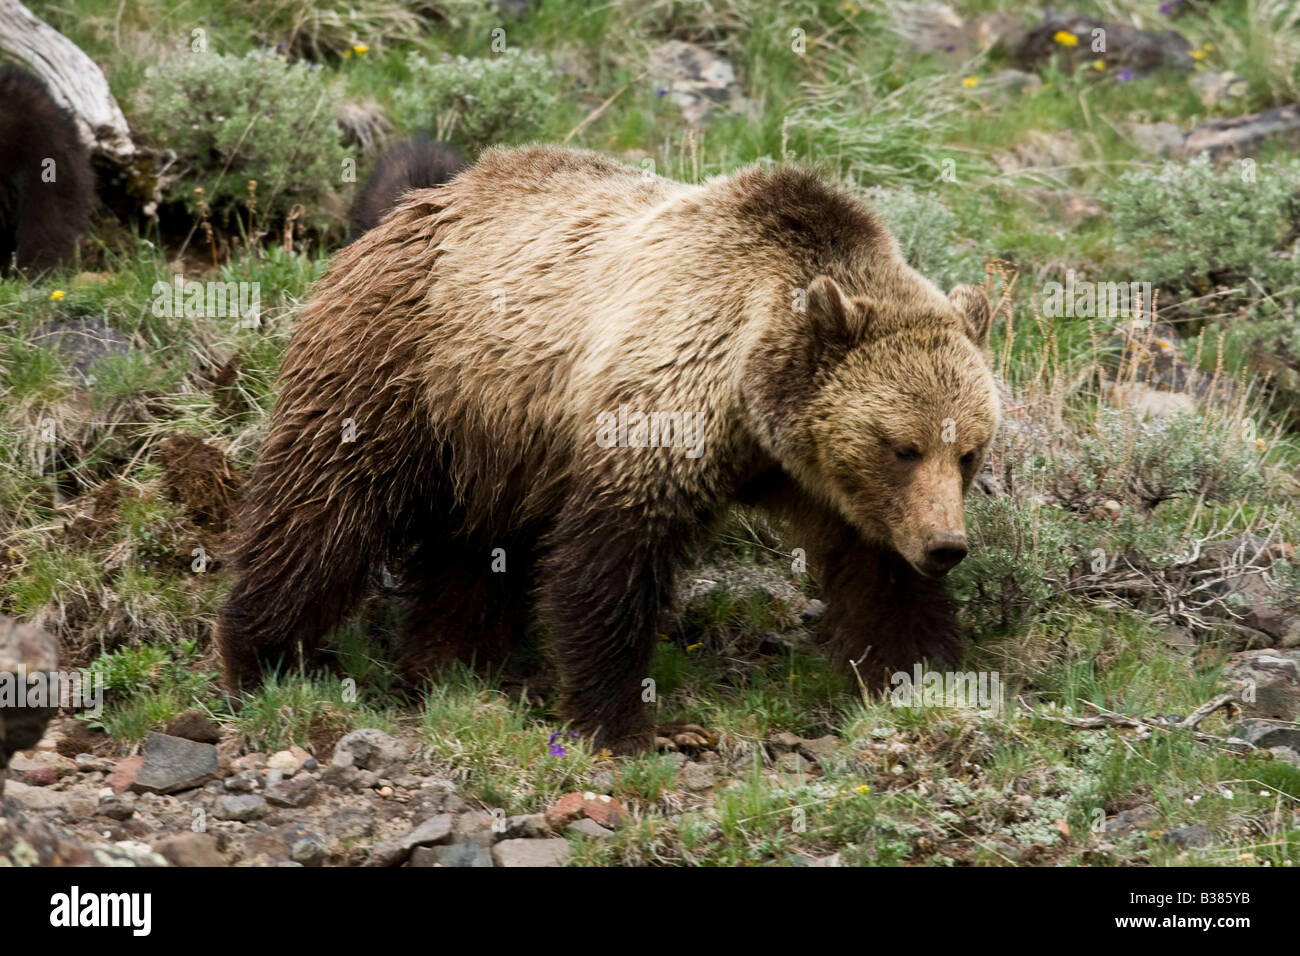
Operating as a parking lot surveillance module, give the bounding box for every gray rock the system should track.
[777,751,812,774]
[503,814,552,839]
[798,735,840,765]
[132,732,219,795]
[1163,824,1215,849]
[285,826,329,866]
[98,791,136,821]
[491,838,571,867]
[4,780,97,818]
[30,318,132,384]
[1230,718,1300,753]
[213,794,268,822]
[265,775,317,809]
[363,813,455,867]
[331,728,408,774]
[324,807,375,841]
[768,731,802,754]
[153,831,225,867]
[567,818,614,839]
[1,801,166,866]
[679,762,716,792]
[410,842,494,867]
[1223,650,1300,722]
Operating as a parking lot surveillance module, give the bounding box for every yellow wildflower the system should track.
[1052,30,1078,47]
[50,290,65,300]
[353,44,369,55]
[962,75,979,89]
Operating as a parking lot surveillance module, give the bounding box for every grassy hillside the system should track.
[2,0,1299,866]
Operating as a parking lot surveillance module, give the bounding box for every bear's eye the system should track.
[893,445,922,463]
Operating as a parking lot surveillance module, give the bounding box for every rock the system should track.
[213,794,268,822]
[29,318,132,384]
[679,762,716,792]
[3,780,96,817]
[8,751,76,779]
[647,41,748,127]
[324,807,376,842]
[798,735,840,765]
[889,1,964,56]
[545,791,627,831]
[1181,105,1300,159]
[1222,650,1300,722]
[1122,121,1185,157]
[0,615,60,799]
[98,791,136,821]
[768,731,802,754]
[265,775,317,809]
[491,838,570,867]
[163,709,222,744]
[1,801,166,866]
[1011,15,1192,76]
[410,842,494,867]
[567,818,614,839]
[1230,718,1300,753]
[331,729,407,774]
[1163,824,1215,849]
[75,753,114,773]
[362,813,455,867]
[503,813,552,839]
[777,751,812,774]
[131,733,219,794]
[153,831,225,867]
[107,755,144,794]
[284,825,329,866]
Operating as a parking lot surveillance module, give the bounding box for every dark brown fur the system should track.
[0,66,94,275]
[347,137,467,238]
[217,146,999,752]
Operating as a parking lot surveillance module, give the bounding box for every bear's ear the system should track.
[949,284,993,348]
[807,275,861,355]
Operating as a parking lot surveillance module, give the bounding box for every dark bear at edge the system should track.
[217,145,1001,754]
[0,66,94,275]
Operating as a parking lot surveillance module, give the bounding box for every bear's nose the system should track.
[924,534,968,574]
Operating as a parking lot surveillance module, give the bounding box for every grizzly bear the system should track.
[347,137,467,238]
[0,65,94,275]
[217,145,1000,753]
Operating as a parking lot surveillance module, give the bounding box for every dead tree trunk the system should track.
[0,0,135,165]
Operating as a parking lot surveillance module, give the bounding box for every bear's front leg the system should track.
[540,493,706,754]
[814,519,964,691]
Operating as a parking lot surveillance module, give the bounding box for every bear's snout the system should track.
[922,532,968,576]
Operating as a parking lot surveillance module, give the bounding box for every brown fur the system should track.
[0,66,94,275]
[217,145,1000,752]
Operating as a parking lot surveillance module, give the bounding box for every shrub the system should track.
[134,51,349,234]
[865,185,982,291]
[1103,155,1300,299]
[392,50,563,150]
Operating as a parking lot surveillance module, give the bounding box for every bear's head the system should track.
[746,273,1000,578]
